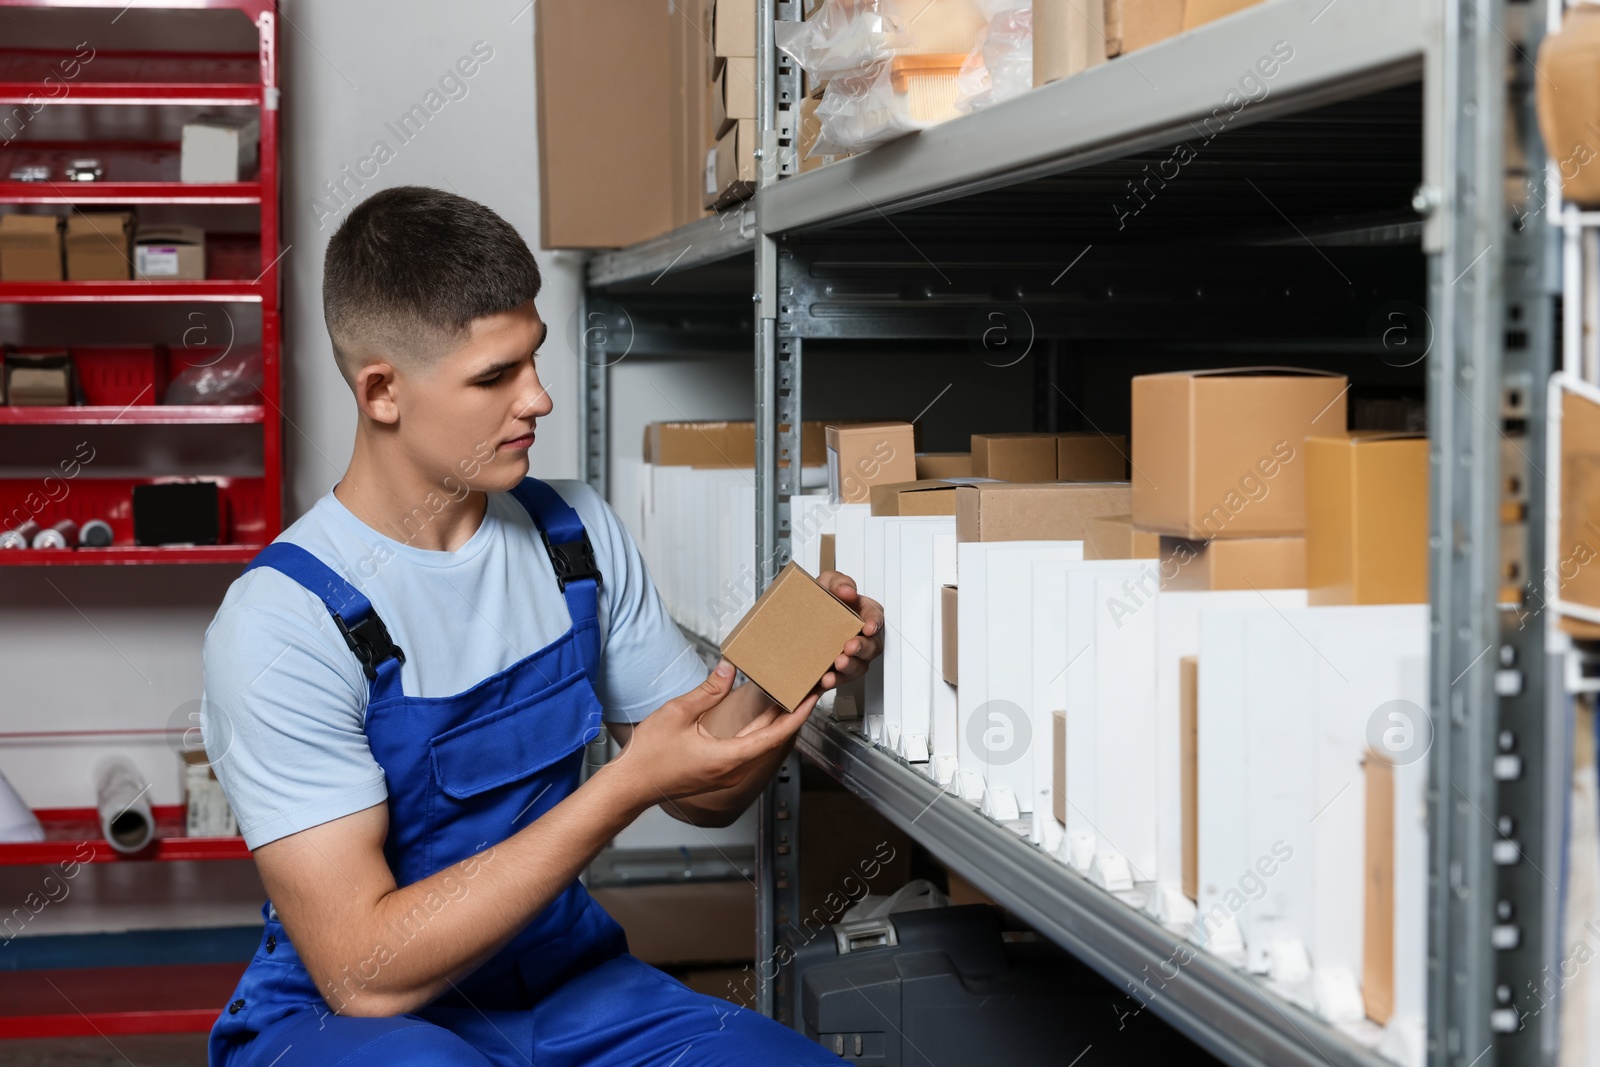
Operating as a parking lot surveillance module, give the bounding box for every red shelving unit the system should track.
[0,964,250,1038]
[0,0,283,565]
[0,805,251,865]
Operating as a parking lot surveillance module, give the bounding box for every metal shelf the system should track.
[798,715,1388,1067]
[587,202,755,289]
[760,0,1427,236]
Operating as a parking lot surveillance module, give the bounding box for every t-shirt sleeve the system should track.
[554,480,709,723]
[201,572,388,851]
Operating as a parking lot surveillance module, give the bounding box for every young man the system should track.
[202,186,882,1066]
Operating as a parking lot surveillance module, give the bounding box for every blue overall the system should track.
[208,478,843,1067]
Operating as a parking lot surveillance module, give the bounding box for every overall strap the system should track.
[242,543,406,696]
[507,479,602,672]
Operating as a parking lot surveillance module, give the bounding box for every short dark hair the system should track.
[322,186,541,383]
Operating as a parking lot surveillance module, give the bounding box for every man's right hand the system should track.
[600,660,817,811]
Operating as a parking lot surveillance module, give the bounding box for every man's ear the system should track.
[354,362,401,424]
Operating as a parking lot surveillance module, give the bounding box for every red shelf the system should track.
[0,806,250,866]
[0,404,262,424]
[0,46,262,106]
[0,543,265,565]
[0,963,246,1038]
[0,232,271,301]
[0,142,262,203]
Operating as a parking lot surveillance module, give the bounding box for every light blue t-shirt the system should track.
[200,479,707,851]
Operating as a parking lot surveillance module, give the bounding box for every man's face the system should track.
[396,299,552,494]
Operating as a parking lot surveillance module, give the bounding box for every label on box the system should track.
[136,246,180,276]
[705,147,719,198]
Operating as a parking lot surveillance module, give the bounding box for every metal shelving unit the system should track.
[581,0,1569,1064]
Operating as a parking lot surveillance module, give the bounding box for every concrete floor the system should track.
[0,1035,209,1066]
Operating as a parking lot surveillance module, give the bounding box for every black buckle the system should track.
[333,610,406,682]
[542,530,601,592]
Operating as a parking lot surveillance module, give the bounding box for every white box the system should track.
[928,532,960,785]
[1382,654,1429,1067]
[955,541,1085,818]
[883,517,953,762]
[181,114,260,183]
[1029,559,1072,855]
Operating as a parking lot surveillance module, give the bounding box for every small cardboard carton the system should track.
[915,452,972,480]
[4,349,74,406]
[1057,432,1127,480]
[706,118,757,208]
[646,420,828,468]
[1304,433,1429,605]
[1130,367,1349,539]
[715,56,757,138]
[1182,0,1265,31]
[941,584,958,686]
[954,482,1130,542]
[1034,0,1107,84]
[182,749,238,838]
[135,224,206,280]
[66,212,133,281]
[869,479,973,517]
[721,561,862,712]
[971,432,1057,482]
[826,422,917,504]
[180,114,260,183]
[1159,534,1306,591]
[713,0,756,58]
[1104,0,1185,56]
[1084,513,1161,561]
[0,214,64,281]
[1557,382,1600,617]
[1363,749,1396,1024]
[1536,4,1600,206]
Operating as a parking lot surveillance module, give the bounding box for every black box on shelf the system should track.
[133,481,221,546]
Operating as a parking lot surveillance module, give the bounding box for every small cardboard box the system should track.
[180,114,260,183]
[1179,655,1199,901]
[647,420,828,468]
[1104,0,1185,56]
[4,349,74,406]
[1034,0,1107,85]
[721,561,862,712]
[941,584,958,686]
[66,212,133,281]
[717,56,757,134]
[1051,709,1066,826]
[1182,0,1265,30]
[182,749,238,837]
[1159,534,1306,591]
[1131,368,1349,539]
[1537,5,1600,205]
[713,0,756,58]
[134,224,205,280]
[706,117,757,208]
[954,482,1131,543]
[0,214,64,281]
[1057,432,1128,480]
[1304,433,1429,606]
[869,479,970,517]
[1084,514,1161,561]
[971,432,1057,482]
[826,422,917,504]
[589,881,753,965]
[915,452,972,479]
[1363,749,1396,1024]
[1556,381,1600,617]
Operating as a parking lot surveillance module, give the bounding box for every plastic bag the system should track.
[777,0,913,80]
[955,1,1033,114]
[164,347,263,405]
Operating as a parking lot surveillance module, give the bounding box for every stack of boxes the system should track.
[708,0,758,208]
[0,212,206,282]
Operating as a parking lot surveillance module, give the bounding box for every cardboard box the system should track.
[941,584,958,686]
[134,224,205,280]
[1182,0,1265,30]
[670,0,716,228]
[1130,368,1349,539]
[718,56,757,132]
[954,482,1131,542]
[713,0,756,57]
[1304,433,1429,606]
[1538,6,1600,206]
[4,349,73,406]
[868,479,971,517]
[707,117,757,208]
[1052,709,1067,826]
[66,212,133,281]
[826,422,917,504]
[1179,655,1198,901]
[819,532,836,575]
[884,518,956,761]
[721,561,862,711]
[971,432,1058,481]
[0,214,63,281]
[1034,0,1107,85]
[647,420,829,468]
[915,452,971,479]
[1363,750,1395,1024]
[1159,534,1306,591]
[182,750,238,837]
[589,882,753,965]
[1105,0,1186,56]
[536,0,676,248]
[180,114,259,183]
[1084,514,1161,561]
[1057,432,1128,480]
[1557,381,1600,616]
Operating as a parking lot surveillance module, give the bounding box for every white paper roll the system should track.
[94,757,155,854]
[0,521,41,550]
[0,768,43,843]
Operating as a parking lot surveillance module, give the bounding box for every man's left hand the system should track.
[816,570,884,691]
